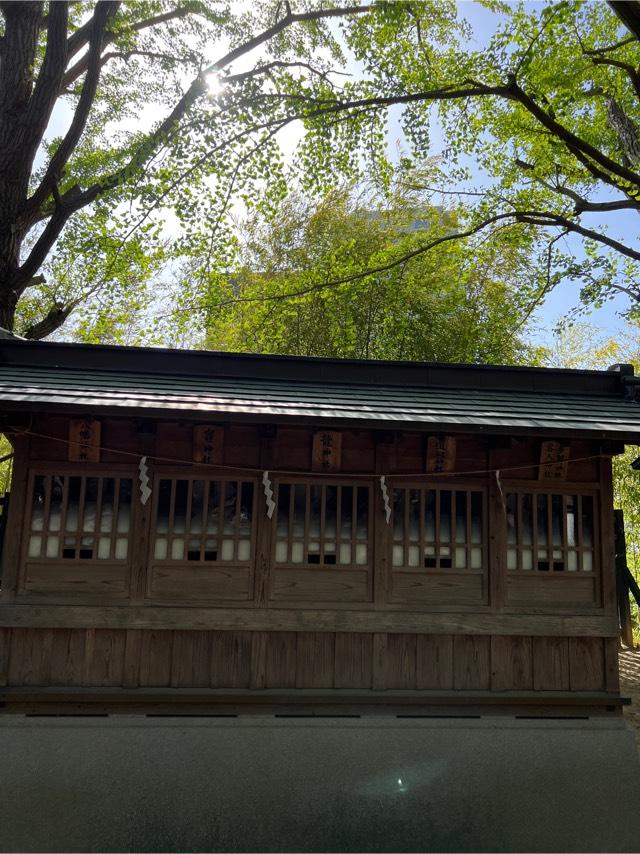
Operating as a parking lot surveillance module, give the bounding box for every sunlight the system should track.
[206,72,225,98]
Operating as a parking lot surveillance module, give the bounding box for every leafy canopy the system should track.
[205,181,544,364]
[4,1,640,340]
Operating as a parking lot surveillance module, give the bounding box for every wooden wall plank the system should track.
[139,630,174,687]
[0,604,618,638]
[603,637,619,693]
[296,632,335,688]
[211,631,252,689]
[599,457,617,615]
[271,569,370,603]
[453,635,491,690]
[416,635,453,690]
[372,632,387,690]
[8,628,53,686]
[532,637,570,691]
[334,632,373,689]
[491,636,533,691]
[48,629,85,686]
[265,631,297,688]
[122,629,143,688]
[569,637,605,691]
[170,630,212,688]
[249,631,267,690]
[86,629,126,687]
[0,627,8,687]
[383,633,417,690]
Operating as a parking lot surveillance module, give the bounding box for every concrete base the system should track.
[0,716,639,852]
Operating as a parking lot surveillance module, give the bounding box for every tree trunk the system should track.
[0,2,44,331]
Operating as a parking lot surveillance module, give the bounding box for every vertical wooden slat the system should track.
[139,629,173,687]
[0,436,30,600]
[10,628,54,686]
[93,478,104,560]
[211,631,252,688]
[336,486,342,563]
[577,494,584,568]
[403,487,410,569]
[490,636,533,691]
[123,628,143,688]
[319,484,326,563]
[453,635,491,690]
[296,632,335,688]
[334,632,373,689]
[256,431,275,605]
[41,474,52,557]
[171,630,212,688]
[75,477,87,556]
[249,630,268,689]
[109,477,120,560]
[374,438,392,605]
[568,637,605,691]
[416,635,454,690]
[285,482,294,563]
[48,629,85,687]
[372,632,388,690]
[57,476,69,559]
[599,458,616,614]
[265,631,297,688]
[516,492,523,571]
[0,627,8,686]
[603,637,619,693]
[532,636,570,691]
[419,488,425,567]
[130,473,150,602]
[488,453,506,609]
[167,479,177,558]
[87,629,126,687]
[383,633,417,690]
[184,478,193,557]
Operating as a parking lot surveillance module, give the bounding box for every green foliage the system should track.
[0,434,12,496]
[205,181,543,363]
[11,1,640,340]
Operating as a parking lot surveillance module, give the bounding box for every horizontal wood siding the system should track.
[0,628,615,694]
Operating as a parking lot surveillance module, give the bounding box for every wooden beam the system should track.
[0,604,618,637]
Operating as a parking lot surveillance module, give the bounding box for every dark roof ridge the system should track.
[0,337,629,397]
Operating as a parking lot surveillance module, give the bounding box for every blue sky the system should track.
[381,1,633,344]
[41,1,634,350]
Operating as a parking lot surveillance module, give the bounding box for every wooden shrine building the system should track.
[1,338,639,715]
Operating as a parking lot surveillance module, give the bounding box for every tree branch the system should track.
[515,157,640,213]
[590,55,640,101]
[28,5,377,224]
[61,4,202,87]
[26,2,117,219]
[22,303,72,339]
[507,74,640,190]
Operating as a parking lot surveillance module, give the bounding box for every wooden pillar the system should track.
[373,433,393,608]
[488,447,507,611]
[254,426,276,607]
[600,456,618,615]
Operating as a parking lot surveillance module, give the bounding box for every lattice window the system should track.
[275,481,371,567]
[27,474,133,561]
[153,477,255,562]
[391,486,485,570]
[506,491,596,573]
